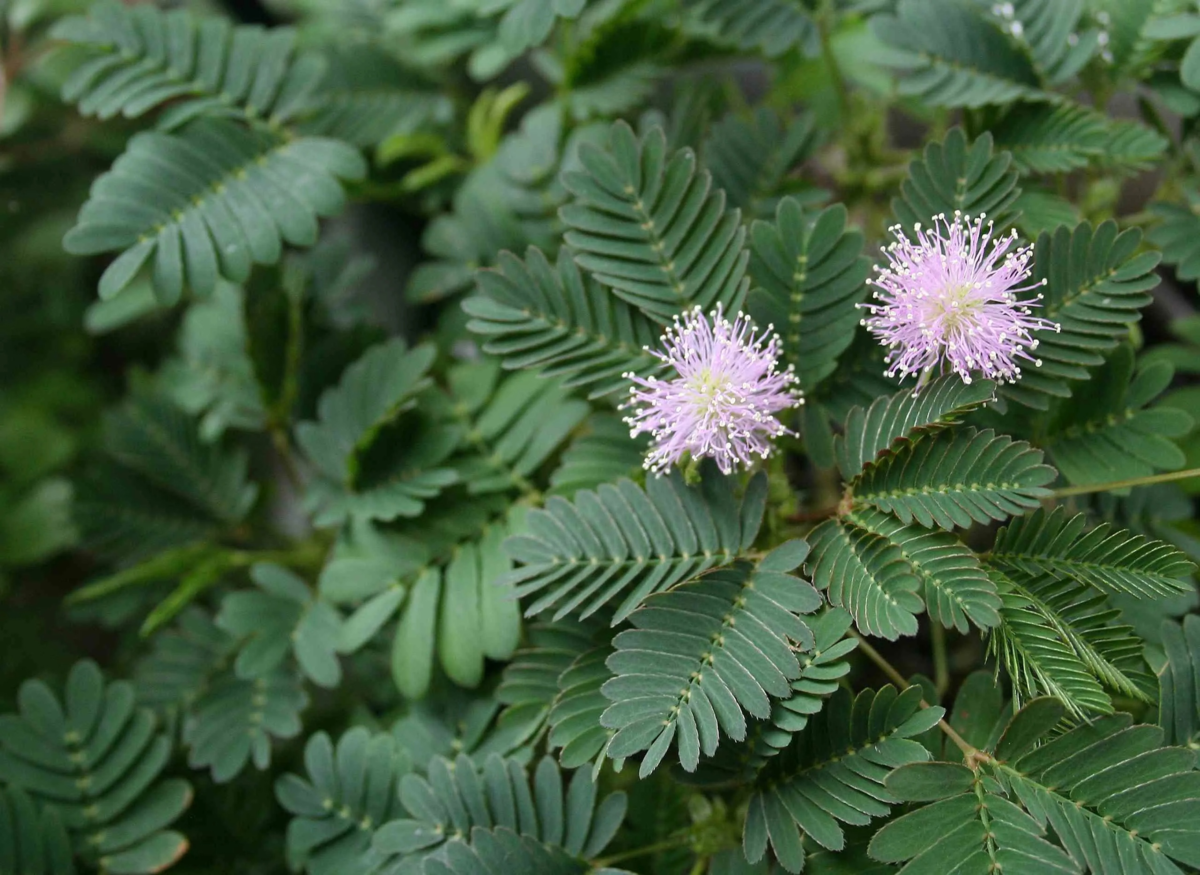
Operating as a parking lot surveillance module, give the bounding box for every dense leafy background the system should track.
[5,0,1200,873]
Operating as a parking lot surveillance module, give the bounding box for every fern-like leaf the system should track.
[691,0,817,58]
[805,518,924,640]
[53,3,323,126]
[835,376,997,479]
[703,109,821,218]
[892,128,1021,232]
[560,121,749,321]
[746,200,871,393]
[63,119,365,304]
[0,786,75,875]
[1158,615,1200,747]
[850,508,1001,632]
[1151,186,1200,283]
[500,468,767,623]
[295,339,457,527]
[991,506,1195,599]
[602,545,821,776]
[1043,348,1192,486]
[871,0,1047,108]
[465,247,666,398]
[548,415,646,498]
[448,361,588,495]
[850,427,1056,530]
[744,686,943,873]
[372,755,626,870]
[1006,221,1161,408]
[999,711,1200,873]
[275,728,409,875]
[992,103,1108,174]
[0,662,192,874]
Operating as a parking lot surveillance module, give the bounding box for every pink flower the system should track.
[860,212,1059,389]
[622,305,801,474]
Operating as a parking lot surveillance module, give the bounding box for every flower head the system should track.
[860,212,1059,388]
[622,305,801,475]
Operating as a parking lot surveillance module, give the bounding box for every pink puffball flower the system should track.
[621,305,802,475]
[859,212,1059,390]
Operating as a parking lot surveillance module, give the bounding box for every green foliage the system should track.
[9,0,1200,873]
[747,200,871,393]
[0,662,191,874]
[871,0,1047,108]
[1158,615,1200,747]
[991,507,1195,599]
[602,547,823,776]
[849,427,1056,530]
[276,727,409,875]
[500,468,767,623]
[704,110,821,219]
[891,128,1021,232]
[746,686,944,873]
[53,3,322,126]
[561,121,750,321]
[1150,186,1200,282]
[465,247,666,398]
[691,0,817,58]
[372,754,627,870]
[1042,346,1192,486]
[872,699,1200,874]
[63,120,366,304]
[295,339,456,526]
[1006,222,1162,408]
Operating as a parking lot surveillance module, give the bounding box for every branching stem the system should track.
[852,632,977,757]
[1051,466,1200,498]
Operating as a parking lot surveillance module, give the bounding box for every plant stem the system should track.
[852,632,977,757]
[818,0,850,122]
[931,622,950,697]
[593,835,690,868]
[1051,467,1200,499]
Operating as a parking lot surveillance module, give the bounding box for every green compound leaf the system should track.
[0,661,192,874]
[1158,615,1200,747]
[0,786,75,875]
[52,2,323,126]
[1042,348,1192,489]
[548,414,646,499]
[601,552,822,777]
[1000,712,1200,873]
[850,427,1056,531]
[870,765,1079,873]
[447,360,589,496]
[295,339,457,527]
[464,247,667,399]
[217,563,344,689]
[991,506,1195,600]
[805,518,924,641]
[560,121,749,321]
[746,200,871,394]
[892,128,1022,233]
[1005,221,1161,409]
[691,0,817,58]
[63,119,365,304]
[834,376,997,480]
[871,0,1048,108]
[372,755,626,870]
[744,686,942,873]
[184,669,307,784]
[850,508,1001,632]
[703,109,822,219]
[1150,186,1200,282]
[275,728,410,875]
[499,468,767,624]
